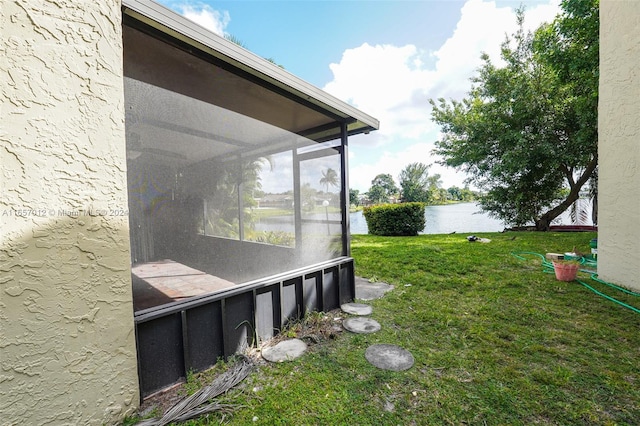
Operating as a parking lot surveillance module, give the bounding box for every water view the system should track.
[350,202,505,235]
[350,201,595,235]
[255,202,594,236]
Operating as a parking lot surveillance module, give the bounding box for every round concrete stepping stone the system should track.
[343,317,381,334]
[355,277,394,301]
[340,302,373,316]
[365,344,415,371]
[262,338,307,363]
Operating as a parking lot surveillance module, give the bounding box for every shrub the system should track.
[251,230,295,247]
[363,202,425,236]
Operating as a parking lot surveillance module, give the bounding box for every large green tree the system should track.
[399,162,438,203]
[430,0,598,230]
[349,188,360,207]
[367,173,399,204]
[536,0,599,225]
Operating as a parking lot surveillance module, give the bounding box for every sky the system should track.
[156,0,561,193]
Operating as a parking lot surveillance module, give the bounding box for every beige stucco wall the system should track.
[0,1,139,424]
[598,0,640,291]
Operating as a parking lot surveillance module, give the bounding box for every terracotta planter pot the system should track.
[553,261,579,282]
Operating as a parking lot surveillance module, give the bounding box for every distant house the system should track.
[258,194,294,209]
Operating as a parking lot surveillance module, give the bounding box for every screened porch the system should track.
[122,0,378,398]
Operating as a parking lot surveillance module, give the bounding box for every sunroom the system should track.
[122,0,378,398]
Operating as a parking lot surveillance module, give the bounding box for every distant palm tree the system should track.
[224,34,285,68]
[224,34,248,48]
[319,168,339,195]
[319,168,338,235]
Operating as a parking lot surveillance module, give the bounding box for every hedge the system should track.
[363,202,425,236]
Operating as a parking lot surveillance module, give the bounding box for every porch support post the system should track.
[293,148,302,249]
[340,122,351,256]
[237,157,245,241]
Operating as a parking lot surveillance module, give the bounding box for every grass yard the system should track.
[128,231,640,425]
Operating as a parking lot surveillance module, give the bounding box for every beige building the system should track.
[1,1,139,424]
[598,0,640,291]
[1,0,638,424]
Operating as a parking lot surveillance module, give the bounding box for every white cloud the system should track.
[434,0,560,89]
[324,44,437,141]
[175,3,230,35]
[325,0,560,192]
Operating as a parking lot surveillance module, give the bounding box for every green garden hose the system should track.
[511,251,640,314]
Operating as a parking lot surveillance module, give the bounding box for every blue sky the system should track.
[157,0,560,192]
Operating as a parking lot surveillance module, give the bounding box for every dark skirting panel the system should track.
[339,262,355,304]
[136,312,185,397]
[184,302,224,371]
[322,267,339,311]
[134,257,355,399]
[281,277,302,326]
[222,292,255,356]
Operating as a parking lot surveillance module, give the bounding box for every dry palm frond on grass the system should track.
[137,355,253,426]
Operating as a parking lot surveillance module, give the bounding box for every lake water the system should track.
[350,203,505,235]
[256,201,593,235]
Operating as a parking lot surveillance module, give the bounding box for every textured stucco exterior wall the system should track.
[0,1,139,424]
[598,0,640,291]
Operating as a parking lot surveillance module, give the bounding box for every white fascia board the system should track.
[122,0,379,132]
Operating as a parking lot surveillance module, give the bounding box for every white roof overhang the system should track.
[121,0,379,141]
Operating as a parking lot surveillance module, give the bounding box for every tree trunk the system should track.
[535,191,580,231]
[534,156,598,231]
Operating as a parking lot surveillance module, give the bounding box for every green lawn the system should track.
[128,231,640,425]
